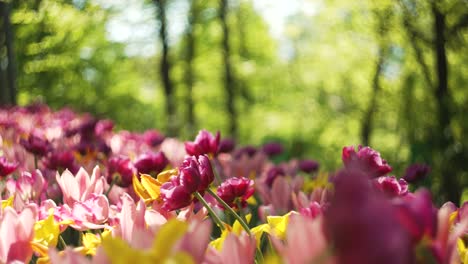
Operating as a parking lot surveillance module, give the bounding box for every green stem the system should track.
[194,191,225,231]
[207,188,251,235]
[58,235,67,249]
[34,155,38,170]
[236,200,247,224]
[105,177,116,197]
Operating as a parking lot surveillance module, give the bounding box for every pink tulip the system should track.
[0,204,37,263]
[56,166,105,206]
[205,232,256,264]
[271,215,333,264]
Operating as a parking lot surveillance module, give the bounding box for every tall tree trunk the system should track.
[184,0,198,137]
[361,46,385,146]
[432,3,459,203]
[219,0,237,138]
[0,2,16,106]
[361,10,390,146]
[154,0,177,136]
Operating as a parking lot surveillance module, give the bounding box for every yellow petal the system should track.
[140,174,161,199]
[267,212,294,240]
[133,174,151,201]
[102,235,151,264]
[152,219,188,260]
[1,195,14,209]
[157,169,178,183]
[251,224,271,248]
[82,232,102,255]
[33,210,60,249]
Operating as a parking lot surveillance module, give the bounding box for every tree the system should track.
[219,0,237,138]
[0,1,17,106]
[182,0,199,137]
[154,0,177,136]
[361,6,393,146]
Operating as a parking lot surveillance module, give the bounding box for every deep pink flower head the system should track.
[185,130,220,156]
[342,145,392,178]
[218,138,236,153]
[160,155,214,211]
[43,151,79,174]
[298,159,320,174]
[372,176,409,198]
[179,155,214,193]
[217,177,254,208]
[20,134,51,156]
[143,129,165,147]
[262,142,284,157]
[0,156,18,177]
[160,179,193,211]
[107,156,136,187]
[325,169,412,264]
[403,163,431,183]
[134,151,169,175]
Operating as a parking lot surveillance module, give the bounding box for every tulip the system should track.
[342,145,392,178]
[262,142,284,157]
[0,156,18,177]
[134,151,169,175]
[298,159,320,174]
[185,130,220,156]
[20,134,51,157]
[107,156,136,188]
[217,177,254,208]
[403,163,431,183]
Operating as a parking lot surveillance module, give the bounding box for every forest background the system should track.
[0,0,467,204]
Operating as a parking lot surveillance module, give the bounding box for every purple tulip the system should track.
[218,138,236,153]
[262,142,284,157]
[43,151,79,174]
[143,129,165,147]
[20,134,51,156]
[403,163,431,183]
[107,156,137,187]
[298,159,320,174]
[134,151,169,175]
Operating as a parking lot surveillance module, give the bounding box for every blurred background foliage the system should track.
[0,0,467,204]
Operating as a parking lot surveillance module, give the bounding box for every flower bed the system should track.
[0,105,467,264]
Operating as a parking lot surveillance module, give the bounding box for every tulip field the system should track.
[0,104,467,264]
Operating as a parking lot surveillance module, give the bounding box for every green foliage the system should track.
[10,0,468,199]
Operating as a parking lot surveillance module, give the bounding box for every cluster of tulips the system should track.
[0,104,467,264]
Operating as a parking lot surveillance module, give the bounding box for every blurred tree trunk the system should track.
[154,0,177,136]
[235,1,253,118]
[432,2,459,203]
[184,0,198,137]
[0,2,16,106]
[219,0,237,138]
[361,9,391,146]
